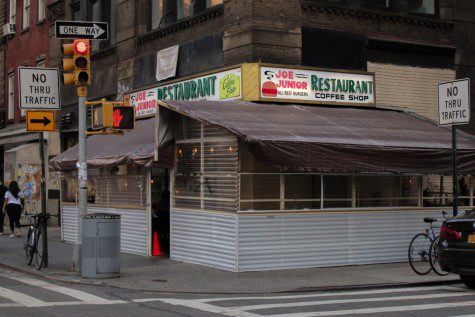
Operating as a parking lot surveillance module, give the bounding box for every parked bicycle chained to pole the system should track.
[408,211,451,276]
[24,213,57,270]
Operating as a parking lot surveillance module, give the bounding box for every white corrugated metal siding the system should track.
[60,205,78,243]
[171,210,238,271]
[237,210,444,271]
[60,205,149,256]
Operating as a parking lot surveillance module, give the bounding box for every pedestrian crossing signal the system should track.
[112,106,135,130]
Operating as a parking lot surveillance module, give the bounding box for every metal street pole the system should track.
[452,125,458,217]
[39,132,48,267]
[72,87,87,271]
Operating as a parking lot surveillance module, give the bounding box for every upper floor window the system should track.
[151,0,164,29]
[23,0,30,29]
[206,0,223,7]
[87,0,116,50]
[9,0,16,25]
[38,0,46,21]
[177,0,194,20]
[307,0,437,16]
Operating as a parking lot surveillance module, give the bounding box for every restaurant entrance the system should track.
[151,168,170,255]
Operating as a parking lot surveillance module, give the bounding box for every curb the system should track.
[0,261,461,295]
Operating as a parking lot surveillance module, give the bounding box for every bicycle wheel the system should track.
[429,235,450,276]
[25,228,34,265]
[408,233,432,275]
[35,229,44,270]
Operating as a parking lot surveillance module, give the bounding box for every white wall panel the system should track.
[171,210,238,271]
[60,205,149,256]
[237,210,444,271]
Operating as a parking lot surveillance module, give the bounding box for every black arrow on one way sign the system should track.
[30,116,52,127]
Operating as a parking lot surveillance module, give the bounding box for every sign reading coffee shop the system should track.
[260,66,375,105]
[127,68,242,118]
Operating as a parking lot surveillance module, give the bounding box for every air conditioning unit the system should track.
[3,23,15,36]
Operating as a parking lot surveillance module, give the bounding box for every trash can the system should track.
[81,213,121,278]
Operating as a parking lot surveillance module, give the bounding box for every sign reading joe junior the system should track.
[260,66,375,105]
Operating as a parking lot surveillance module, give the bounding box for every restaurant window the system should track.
[9,0,16,25]
[8,72,14,120]
[422,175,474,208]
[38,0,45,21]
[151,0,164,29]
[173,116,239,212]
[23,0,30,29]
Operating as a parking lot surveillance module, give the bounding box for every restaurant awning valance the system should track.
[158,100,475,174]
[50,118,155,171]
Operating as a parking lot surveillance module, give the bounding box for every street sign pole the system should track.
[452,125,458,217]
[39,132,48,267]
[72,88,87,271]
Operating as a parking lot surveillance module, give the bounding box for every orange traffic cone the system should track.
[152,231,164,256]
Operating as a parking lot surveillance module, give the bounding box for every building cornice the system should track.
[302,4,454,30]
[91,45,117,61]
[137,5,224,46]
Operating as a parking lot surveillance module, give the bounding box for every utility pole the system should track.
[39,132,48,267]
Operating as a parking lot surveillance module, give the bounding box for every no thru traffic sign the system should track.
[438,78,471,126]
[19,67,61,110]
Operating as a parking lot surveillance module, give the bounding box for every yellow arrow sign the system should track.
[26,110,56,132]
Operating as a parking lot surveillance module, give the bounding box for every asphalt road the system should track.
[0,268,474,317]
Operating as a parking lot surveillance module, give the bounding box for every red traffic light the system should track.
[74,40,89,55]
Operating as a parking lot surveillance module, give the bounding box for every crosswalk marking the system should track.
[195,285,461,303]
[264,301,475,317]
[141,285,475,317]
[2,274,124,305]
[0,286,48,307]
[232,292,473,311]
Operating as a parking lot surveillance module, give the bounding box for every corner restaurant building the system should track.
[52,63,475,272]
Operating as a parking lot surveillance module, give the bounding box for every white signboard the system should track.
[19,67,61,110]
[127,68,242,118]
[438,78,471,126]
[260,66,375,105]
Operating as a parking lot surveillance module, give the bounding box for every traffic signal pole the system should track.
[72,86,88,271]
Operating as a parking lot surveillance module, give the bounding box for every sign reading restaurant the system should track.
[125,63,376,118]
[260,66,375,105]
[127,68,241,117]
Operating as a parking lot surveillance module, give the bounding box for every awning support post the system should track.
[452,125,458,217]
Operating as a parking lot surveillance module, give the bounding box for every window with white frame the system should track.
[38,0,45,21]
[23,0,30,29]
[9,0,16,25]
[8,73,14,120]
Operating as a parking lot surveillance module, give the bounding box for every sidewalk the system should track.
[0,227,459,294]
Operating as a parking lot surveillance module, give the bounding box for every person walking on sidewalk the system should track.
[0,181,7,235]
[3,181,24,238]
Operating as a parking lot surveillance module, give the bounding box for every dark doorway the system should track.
[151,168,170,255]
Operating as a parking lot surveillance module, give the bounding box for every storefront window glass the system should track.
[323,175,353,208]
[422,175,473,208]
[151,0,164,29]
[356,175,420,207]
[285,175,321,210]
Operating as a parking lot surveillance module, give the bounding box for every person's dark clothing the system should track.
[6,204,21,232]
[0,185,7,233]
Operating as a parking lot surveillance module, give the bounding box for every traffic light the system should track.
[61,41,75,85]
[61,39,91,87]
[73,39,90,86]
[90,99,135,131]
[112,106,135,130]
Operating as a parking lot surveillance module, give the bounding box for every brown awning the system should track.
[50,118,156,171]
[158,100,475,174]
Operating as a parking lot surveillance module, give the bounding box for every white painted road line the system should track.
[196,285,463,303]
[2,274,125,305]
[0,286,48,307]
[264,301,475,317]
[158,298,262,317]
[234,292,474,311]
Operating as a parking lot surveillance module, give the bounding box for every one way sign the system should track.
[55,21,108,40]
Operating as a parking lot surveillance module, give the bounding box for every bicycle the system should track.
[408,211,450,276]
[25,213,50,270]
